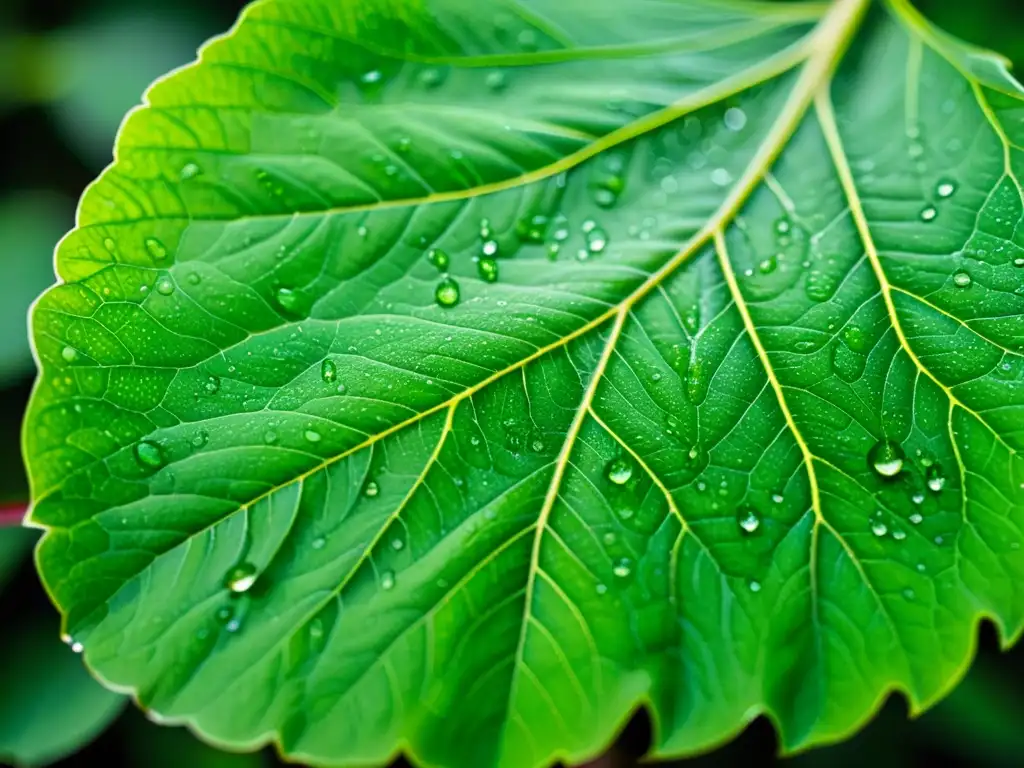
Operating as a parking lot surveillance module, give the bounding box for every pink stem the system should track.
[0,502,28,528]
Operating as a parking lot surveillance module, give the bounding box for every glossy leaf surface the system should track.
[25,0,1024,766]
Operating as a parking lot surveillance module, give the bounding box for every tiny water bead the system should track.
[134,440,165,468]
[613,558,632,578]
[868,439,904,477]
[264,430,278,444]
[155,276,175,296]
[926,464,946,492]
[606,458,633,485]
[179,162,200,180]
[435,277,460,308]
[311,536,326,550]
[737,507,761,535]
[757,254,778,274]
[892,528,907,541]
[586,228,608,254]
[321,359,337,383]
[485,70,508,91]
[748,580,762,593]
[144,237,168,260]
[952,269,972,288]
[61,346,78,363]
[937,181,956,198]
[723,107,747,131]
[364,480,380,498]
[380,570,396,590]
[870,520,888,537]
[224,562,258,593]
[427,248,449,271]
[304,429,322,443]
[481,239,499,257]
[477,257,499,283]
[1014,257,1024,268]
[276,287,304,314]
[391,537,404,551]
[909,512,923,525]
[361,69,383,85]
[919,206,937,222]
[204,375,220,395]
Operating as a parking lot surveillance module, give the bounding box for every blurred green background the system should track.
[0,0,1022,766]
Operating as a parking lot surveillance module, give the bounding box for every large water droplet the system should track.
[952,269,972,288]
[435,277,460,308]
[737,507,761,534]
[156,276,175,296]
[427,248,449,271]
[909,512,923,525]
[606,457,633,485]
[134,440,165,468]
[321,359,337,383]
[145,237,168,260]
[477,257,498,283]
[61,346,78,363]
[870,520,888,537]
[224,562,258,593]
[868,439,904,477]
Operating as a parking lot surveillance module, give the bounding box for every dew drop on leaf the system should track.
[134,440,165,469]
[952,269,972,288]
[596,583,608,595]
[61,346,78,363]
[275,287,303,313]
[737,506,760,534]
[179,162,200,180]
[892,529,907,541]
[936,181,956,198]
[435,277,461,308]
[919,206,937,222]
[191,430,208,449]
[144,237,168,260]
[606,457,633,485]
[364,480,380,498]
[774,217,791,236]
[481,239,499,257]
[926,465,946,492]
[304,429,322,443]
[391,537,404,551]
[710,168,732,187]
[311,536,326,550]
[748,580,762,593]
[427,248,449,271]
[485,71,507,91]
[868,439,904,477]
[612,558,632,578]
[381,570,396,590]
[477,257,499,283]
[870,520,888,537]
[723,107,747,131]
[758,254,777,274]
[264,430,278,445]
[204,375,220,395]
[587,228,608,254]
[909,512,923,525]
[156,276,175,295]
[224,562,258,593]
[321,359,337,383]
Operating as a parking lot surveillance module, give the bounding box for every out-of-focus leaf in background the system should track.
[0,614,126,766]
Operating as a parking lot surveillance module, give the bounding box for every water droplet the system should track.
[312,536,326,550]
[397,136,411,153]
[710,168,732,187]
[868,439,904,477]
[481,240,498,257]
[477,257,499,283]
[1013,257,1024,268]
[902,588,915,600]
[275,287,303,313]
[435,277,460,307]
[912,492,925,505]
[612,558,632,578]
[870,520,888,537]
[264,430,278,445]
[203,375,220,395]
[304,429,322,443]
[920,206,937,222]
[757,254,777,274]
[892,529,907,541]
[61,346,78,363]
[602,531,617,545]
[321,359,337,383]
[774,218,791,236]
[479,218,493,240]
[364,480,380,498]
[842,325,868,353]
[916,562,926,572]
[952,269,972,288]
[380,570,396,590]
[70,641,84,654]
[737,507,761,534]
[594,188,617,208]
[748,580,762,593]
[596,583,608,595]
[156,276,175,295]
[191,430,208,448]
[391,537,404,551]
[361,69,382,85]
[427,248,449,271]
[187,272,201,285]
[606,457,633,485]
[587,228,608,254]
[937,181,956,198]
[224,562,258,593]
[926,465,945,492]
[144,237,168,260]
[215,605,234,624]
[179,162,200,180]
[909,512,923,525]
[723,107,747,131]
[485,71,507,92]
[617,506,635,521]
[134,440,164,468]
[418,68,443,88]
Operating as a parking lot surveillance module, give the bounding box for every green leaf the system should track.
[23,0,1024,766]
[0,617,126,766]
